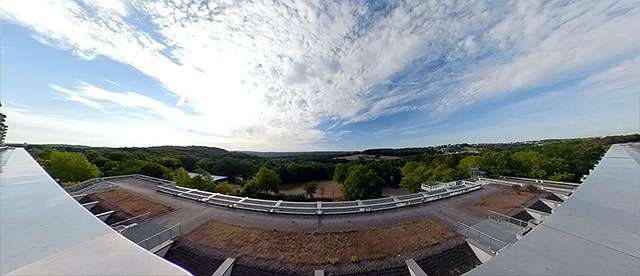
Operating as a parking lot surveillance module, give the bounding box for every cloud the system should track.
[1,0,640,149]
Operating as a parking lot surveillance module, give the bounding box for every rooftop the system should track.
[464,143,640,275]
[0,148,191,275]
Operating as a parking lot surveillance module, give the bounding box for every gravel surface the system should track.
[165,236,479,276]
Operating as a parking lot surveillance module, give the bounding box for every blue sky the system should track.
[1,0,638,151]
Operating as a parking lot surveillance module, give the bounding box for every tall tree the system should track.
[333,163,351,184]
[173,167,191,187]
[47,151,101,182]
[302,181,318,198]
[342,165,383,200]
[242,167,281,196]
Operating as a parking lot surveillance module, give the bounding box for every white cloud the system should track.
[1,0,640,149]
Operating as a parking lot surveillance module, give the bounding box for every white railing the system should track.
[458,222,508,253]
[486,210,530,228]
[155,176,484,215]
[136,223,181,250]
[73,174,485,216]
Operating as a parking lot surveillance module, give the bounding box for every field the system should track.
[94,188,173,218]
[185,219,455,265]
[470,186,539,215]
[333,154,401,161]
[280,180,344,199]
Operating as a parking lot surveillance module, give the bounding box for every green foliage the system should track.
[173,168,191,187]
[302,181,318,198]
[350,255,359,263]
[47,151,101,182]
[61,181,76,187]
[277,161,331,183]
[342,165,383,200]
[326,257,338,265]
[242,167,281,196]
[400,162,426,193]
[456,155,483,177]
[216,181,235,195]
[210,157,257,179]
[140,162,172,179]
[333,163,351,184]
[190,172,217,192]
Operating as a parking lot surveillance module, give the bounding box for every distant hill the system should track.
[239,151,353,158]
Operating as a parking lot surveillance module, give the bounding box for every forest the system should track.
[24,133,638,201]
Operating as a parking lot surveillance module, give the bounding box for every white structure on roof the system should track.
[0,148,192,276]
[464,143,640,275]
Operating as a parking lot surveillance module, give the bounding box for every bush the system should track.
[350,255,359,263]
[326,257,338,265]
[524,184,540,193]
[61,181,76,187]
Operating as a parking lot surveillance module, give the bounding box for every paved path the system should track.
[111,178,502,234]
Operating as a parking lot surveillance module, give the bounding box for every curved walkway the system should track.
[107,177,501,234]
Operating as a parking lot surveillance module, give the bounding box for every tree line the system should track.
[25,134,638,201]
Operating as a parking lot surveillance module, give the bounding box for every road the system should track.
[111,178,502,234]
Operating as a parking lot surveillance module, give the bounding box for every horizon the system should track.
[9,132,637,153]
[1,1,639,151]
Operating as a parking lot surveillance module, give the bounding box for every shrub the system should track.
[326,257,338,265]
[350,255,359,263]
[524,184,540,193]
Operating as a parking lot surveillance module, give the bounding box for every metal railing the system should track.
[109,211,151,227]
[458,222,508,253]
[156,177,484,215]
[136,223,181,251]
[487,210,530,228]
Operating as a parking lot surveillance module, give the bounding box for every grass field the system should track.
[185,219,455,265]
[280,180,343,199]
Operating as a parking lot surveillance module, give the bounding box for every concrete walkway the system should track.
[111,178,502,234]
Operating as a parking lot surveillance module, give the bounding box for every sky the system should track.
[0,0,639,151]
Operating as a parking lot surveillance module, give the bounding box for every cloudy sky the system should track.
[1,0,638,151]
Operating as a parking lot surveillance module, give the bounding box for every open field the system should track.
[333,154,401,161]
[280,180,343,199]
[94,188,173,218]
[185,219,455,265]
[470,186,539,215]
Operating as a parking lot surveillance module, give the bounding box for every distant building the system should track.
[187,172,228,184]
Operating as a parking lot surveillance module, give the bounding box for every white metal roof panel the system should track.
[464,144,640,275]
[0,148,191,275]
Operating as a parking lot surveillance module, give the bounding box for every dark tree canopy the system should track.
[342,165,383,200]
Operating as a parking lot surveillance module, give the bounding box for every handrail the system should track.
[487,210,530,228]
[136,223,181,250]
[82,174,484,215]
[109,211,151,227]
[458,222,508,253]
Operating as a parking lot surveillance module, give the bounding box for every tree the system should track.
[242,167,281,196]
[173,167,191,187]
[456,155,483,178]
[512,150,550,179]
[47,151,101,182]
[342,165,383,200]
[140,162,171,179]
[216,181,235,195]
[302,181,318,198]
[190,172,216,192]
[400,162,427,193]
[333,163,351,184]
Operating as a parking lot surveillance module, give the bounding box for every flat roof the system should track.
[0,148,192,275]
[464,143,640,275]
